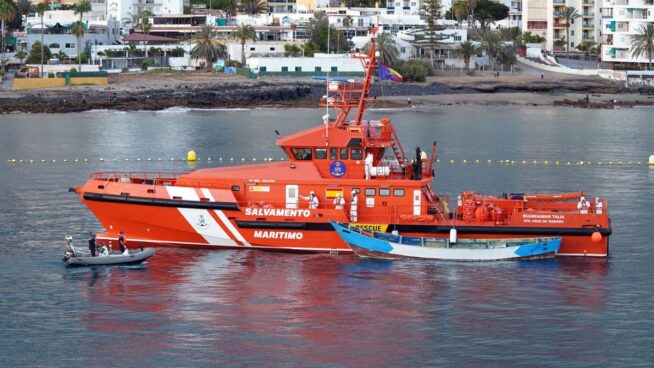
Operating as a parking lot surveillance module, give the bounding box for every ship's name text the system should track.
[253,231,304,240]
[245,208,311,217]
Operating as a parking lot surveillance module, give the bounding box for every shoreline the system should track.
[1,72,653,113]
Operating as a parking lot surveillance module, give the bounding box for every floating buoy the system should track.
[449,228,457,244]
[591,231,602,243]
[187,150,197,162]
[649,155,654,166]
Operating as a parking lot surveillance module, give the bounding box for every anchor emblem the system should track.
[196,214,209,229]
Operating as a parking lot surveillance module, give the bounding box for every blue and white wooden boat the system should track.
[330,221,560,261]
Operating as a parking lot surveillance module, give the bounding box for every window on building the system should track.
[65,43,75,49]
[400,47,406,53]
[315,66,322,72]
[454,35,462,41]
[295,66,301,72]
[260,66,267,72]
[393,188,405,197]
[250,47,256,51]
[282,66,288,72]
[315,148,327,159]
[270,47,275,51]
[291,148,312,160]
[379,188,390,196]
[330,148,338,160]
[331,66,337,72]
[365,188,376,196]
[340,148,348,160]
[351,148,363,160]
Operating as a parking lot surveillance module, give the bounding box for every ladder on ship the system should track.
[390,128,406,164]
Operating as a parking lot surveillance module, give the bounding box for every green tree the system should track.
[631,24,654,70]
[138,15,153,58]
[363,32,399,67]
[480,31,501,70]
[15,49,26,64]
[233,24,257,65]
[520,31,545,44]
[214,0,236,15]
[454,40,479,70]
[498,26,520,44]
[56,50,68,63]
[36,2,47,77]
[284,43,301,57]
[241,0,268,15]
[471,0,508,33]
[0,0,16,72]
[16,0,32,32]
[71,21,86,69]
[73,0,91,70]
[414,0,449,63]
[497,46,516,71]
[396,59,433,82]
[122,10,146,33]
[191,24,227,69]
[576,40,596,56]
[559,6,579,56]
[26,41,51,64]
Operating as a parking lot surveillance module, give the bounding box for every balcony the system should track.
[582,12,594,17]
[553,0,565,3]
[582,23,594,29]
[583,0,594,4]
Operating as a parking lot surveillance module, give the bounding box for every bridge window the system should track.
[351,148,363,160]
[393,188,405,197]
[231,185,240,191]
[291,148,312,160]
[315,148,327,159]
[365,188,376,196]
[380,188,390,196]
[330,148,338,160]
[340,148,348,160]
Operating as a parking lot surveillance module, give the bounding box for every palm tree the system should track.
[138,16,152,58]
[452,0,468,28]
[454,40,478,70]
[363,32,399,67]
[36,2,47,77]
[241,0,268,15]
[497,46,516,71]
[631,24,654,71]
[0,0,16,72]
[191,24,227,70]
[16,0,33,32]
[122,10,151,34]
[233,24,257,66]
[74,0,91,70]
[559,6,579,56]
[71,20,85,70]
[480,31,501,71]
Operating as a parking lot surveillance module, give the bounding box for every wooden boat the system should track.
[330,221,560,261]
[63,237,155,266]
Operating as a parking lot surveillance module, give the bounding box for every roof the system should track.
[177,161,323,184]
[122,33,179,43]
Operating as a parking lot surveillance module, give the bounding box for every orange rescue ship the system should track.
[71,28,611,257]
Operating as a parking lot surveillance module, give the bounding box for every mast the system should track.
[353,27,377,126]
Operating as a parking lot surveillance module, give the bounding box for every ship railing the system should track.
[89,171,187,186]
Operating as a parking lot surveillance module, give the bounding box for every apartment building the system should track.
[522,0,601,52]
[600,0,654,65]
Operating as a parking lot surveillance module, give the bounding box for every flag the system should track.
[379,63,403,82]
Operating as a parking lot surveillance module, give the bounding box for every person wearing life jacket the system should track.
[88,232,97,257]
[577,196,590,214]
[301,191,319,209]
[333,193,345,210]
[118,231,129,255]
[364,152,374,180]
[595,197,603,214]
[350,190,358,222]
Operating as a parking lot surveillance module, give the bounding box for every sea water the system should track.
[0,106,653,367]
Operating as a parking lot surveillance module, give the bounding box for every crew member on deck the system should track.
[333,194,345,210]
[88,232,97,257]
[577,197,590,214]
[350,190,358,222]
[118,231,129,255]
[364,152,374,180]
[301,191,319,209]
[595,197,603,214]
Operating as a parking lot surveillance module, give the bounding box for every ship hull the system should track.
[84,198,611,257]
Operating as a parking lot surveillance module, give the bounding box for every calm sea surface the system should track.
[1,106,653,367]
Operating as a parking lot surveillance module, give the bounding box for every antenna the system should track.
[274,130,280,138]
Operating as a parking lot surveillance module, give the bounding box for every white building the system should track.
[247,53,365,75]
[601,0,654,66]
[107,0,186,24]
[25,10,121,58]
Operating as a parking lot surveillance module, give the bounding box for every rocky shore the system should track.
[1,71,652,114]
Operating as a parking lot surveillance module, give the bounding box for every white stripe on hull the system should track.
[200,188,251,246]
[165,186,238,246]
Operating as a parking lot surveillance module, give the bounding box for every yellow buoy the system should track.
[187,150,197,162]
